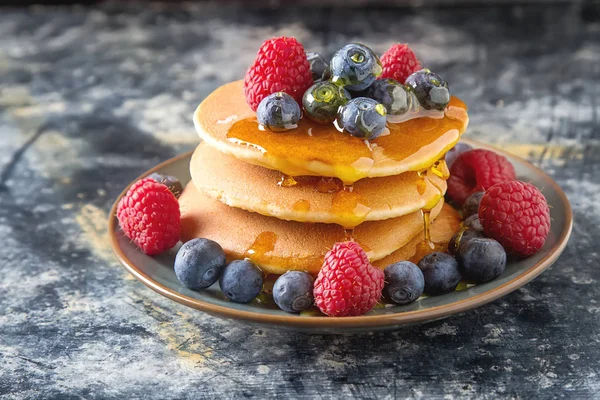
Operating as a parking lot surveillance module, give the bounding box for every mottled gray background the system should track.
[1,2,599,399]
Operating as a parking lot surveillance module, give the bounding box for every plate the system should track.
[108,139,572,333]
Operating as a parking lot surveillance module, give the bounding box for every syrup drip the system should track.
[277,174,345,193]
[409,240,448,264]
[277,174,369,230]
[422,210,432,244]
[278,175,298,187]
[245,231,278,261]
[293,199,311,212]
[431,159,450,179]
[343,228,355,241]
[414,158,451,261]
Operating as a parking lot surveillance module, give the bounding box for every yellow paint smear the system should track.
[75,204,113,262]
[127,295,214,368]
[500,143,582,160]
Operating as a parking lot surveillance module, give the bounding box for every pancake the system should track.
[373,205,461,268]
[179,182,446,275]
[194,80,469,184]
[191,142,448,228]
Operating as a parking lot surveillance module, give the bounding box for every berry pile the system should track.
[244,37,450,139]
[377,147,552,306]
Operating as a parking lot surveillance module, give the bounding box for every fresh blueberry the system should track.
[303,81,351,124]
[273,271,314,313]
[174,238,227,290]
[457,238,507,283]
[306,52,329,82]
[364,78,413,116]
[405,68,450,111]
[328,43,382,91]
[336,97,387,139]
[219,260,264,303]
[461,191,485,219]
[445,142,473,169]
[418,252,461,295]
[256,92,301,132]
[448,227,485,256]
[383,261,424,305]
[464,214,484,232]
[147,172,183,198]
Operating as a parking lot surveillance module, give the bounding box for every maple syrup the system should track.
[226,97,468,184]
[292,199,311,212]
[278,175,298,187]
[245,231,278,261]
[409,239,448,264]
[276,174,370,228]
[284,175,344,194]
[223,90,464,257]
[415,159,449,259]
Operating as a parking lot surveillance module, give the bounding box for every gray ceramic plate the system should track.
[108,139,572,333]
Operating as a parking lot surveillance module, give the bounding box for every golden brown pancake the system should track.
[194,80,469,184]
[373,205,461,268]
[191,142,448,228]
[179,182,448,275]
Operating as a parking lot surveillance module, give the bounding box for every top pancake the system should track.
[194,80,469,184]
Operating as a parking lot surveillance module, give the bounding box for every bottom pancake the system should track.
[180,182,452,275]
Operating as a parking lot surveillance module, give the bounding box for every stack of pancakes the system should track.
[179,81,469,275]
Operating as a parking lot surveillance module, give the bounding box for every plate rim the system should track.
[108,139,573,328]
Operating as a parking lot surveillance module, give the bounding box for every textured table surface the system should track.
[1,3,599,399]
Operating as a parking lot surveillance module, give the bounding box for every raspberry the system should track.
[313,242,384,317]
[479,181,550,257]
[244,37,313,111]
[117,178,180,255]
[447,149,516,206]
[380,44,421,83]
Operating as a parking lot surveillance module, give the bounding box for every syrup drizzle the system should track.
[413,158,451,261]
[226,97,468,184]
[225,99,462,261]
[245,231,278,261]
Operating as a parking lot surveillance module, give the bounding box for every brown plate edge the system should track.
[107,139,573,329]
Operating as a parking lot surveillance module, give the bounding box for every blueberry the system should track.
[383,261,424,305]
[457,238,506,283]
[448,227,485,256]
[445,142,473,169]
[461,191,484,219]
[337,97,387,139]
[418,252,461,295]
[364,78,413,116]
[273,271,314,313]
[219,260,264,303]
[256,92,301,132]
[464,214,484,232]
[306,52,329,82]
[405,68,450,111]
[147,172,183,198]
[329,43,382,91]
[303,81,351,124]
[174,238,227,290]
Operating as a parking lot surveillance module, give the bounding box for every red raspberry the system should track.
[244,37,313,111]
[479,181,550,257]
[117,178,180,255]
[314,242,384,317]
[380,44,421,83]
[448,149,516,207]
